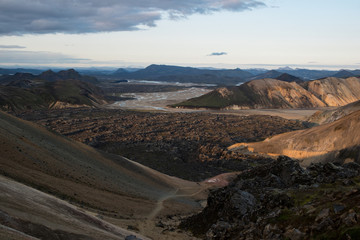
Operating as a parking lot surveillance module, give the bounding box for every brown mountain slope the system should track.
[244,78,326,108]
[0,110,206,238]
[229,110,360,166]
[175,77,360,109]
[308,100,360,124]
[174,78,326,109]
[303,77,360,106]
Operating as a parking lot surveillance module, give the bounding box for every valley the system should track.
[2,0,360,237]
[1,67,360,239]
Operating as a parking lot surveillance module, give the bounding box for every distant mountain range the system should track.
[0,68,44,75]
[112,64,253,85]
[111,65,360,85]
[1,65,360,86]
[174,77,360,109]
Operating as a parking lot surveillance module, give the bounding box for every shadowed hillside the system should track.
[0,80,108,111]
[0,69,98,85]
[0,110,205,217]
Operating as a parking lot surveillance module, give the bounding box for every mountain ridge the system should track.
[0,79,108,111]
[174,77,360,109]
[112,64,253,85]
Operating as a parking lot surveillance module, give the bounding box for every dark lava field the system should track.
[17,108,307,181]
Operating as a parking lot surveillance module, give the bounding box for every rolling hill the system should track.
[0,110,206,239]
[275,73,303,83]
[0,69,98,85]
[174,77,360,109]
[308,100,360,124]
[229,110,360,166]
[248,70,283,80]
[0,79,108,111]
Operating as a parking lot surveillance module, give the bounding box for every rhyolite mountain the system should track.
[308,99,360,124]
[302,77,360,106]
[174,77,360,109]
[112,64,253,85]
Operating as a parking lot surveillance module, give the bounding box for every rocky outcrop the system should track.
[181,156,360,239]
[175,77,360,109]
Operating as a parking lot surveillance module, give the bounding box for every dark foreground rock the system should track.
[181,156,360,239]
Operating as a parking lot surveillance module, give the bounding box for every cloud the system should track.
[0,0,265,35]
[209,52,228,56]
[0,45,26,49]
[0,50,90,64]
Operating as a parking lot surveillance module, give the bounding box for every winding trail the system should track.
[147,186,208,220]
[137,185,208,237]
[137,172,240,238]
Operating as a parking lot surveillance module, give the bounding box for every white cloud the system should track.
[0,0,265,35]
[209,52,228,56]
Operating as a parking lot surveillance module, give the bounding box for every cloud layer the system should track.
[0,45,26,49]
[0,50,89,64]
[0,0,265,35]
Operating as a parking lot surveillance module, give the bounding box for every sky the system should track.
[0,0,359,70]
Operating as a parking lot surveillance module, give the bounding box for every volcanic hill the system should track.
[174,77,360,109]
[229,109,360,166]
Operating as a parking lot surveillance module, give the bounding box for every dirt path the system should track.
[136,185,208,239]
[147,186,207,220]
